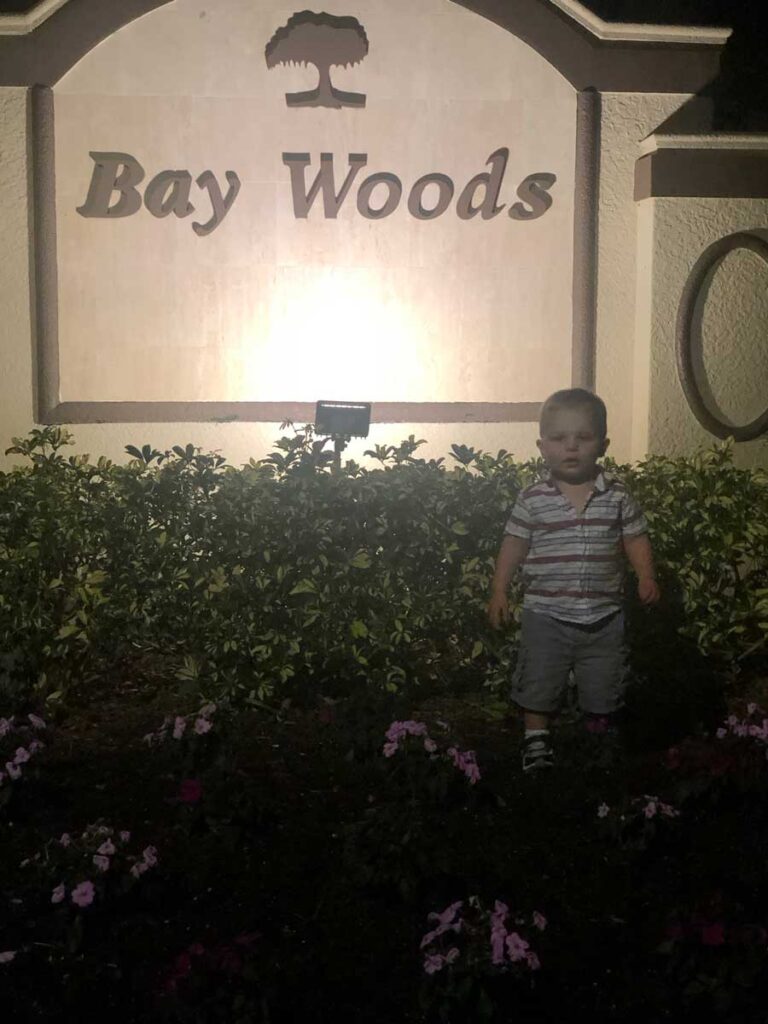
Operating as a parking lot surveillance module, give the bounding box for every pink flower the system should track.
[382,741,398,757]
[526,951,541,970]
[385,722,407,743]
[142,845,158,867]
[178,778,203,804]
[59,833,71,848]
[51,883,66,904]
[93,854,110,872]
[403,720,427,736]
[701,923,726,946]
[659,802,680,819]
[505,931,530,962]
[421,901,463,949]
[0,718,12,737]
[13,747,30,765]
[424,738,437,753]
[385,720,428,744]
[447,747,481,784]
[193,717,212,736]
[97,838,116,856]
[119,831,131,843]
[747,703,758,716]
[5,763,21,780]
[532,911,547,931]
[27,713,46,730]
[423,953,445,974]
[444,947,460,965]
[429,901,463,929]
[27,740,44,754]
[130,861,148,879]
[199,703,217,718]
[490,901,509,964]
[643,800,658,819]
[172,717,186,740]
[71,881,95,908]
[0,951,16,964]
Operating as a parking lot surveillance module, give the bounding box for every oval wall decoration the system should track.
[676,231,768,442]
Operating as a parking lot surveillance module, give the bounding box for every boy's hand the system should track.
[637,577,661,606]
[487,591,510,629]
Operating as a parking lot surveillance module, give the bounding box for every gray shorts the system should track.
[511,608,629,715]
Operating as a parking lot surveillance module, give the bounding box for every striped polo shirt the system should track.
[504,470,648,624]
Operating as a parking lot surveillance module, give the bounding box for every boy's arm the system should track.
[488,535,531,627]
[622,533,661,605]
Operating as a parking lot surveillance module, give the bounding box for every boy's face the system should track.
[536,405,608,484]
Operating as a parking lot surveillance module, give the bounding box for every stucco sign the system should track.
[48,0,578,416]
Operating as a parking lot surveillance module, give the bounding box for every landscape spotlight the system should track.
[314,401,371,438]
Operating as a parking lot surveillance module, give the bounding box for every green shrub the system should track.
[0,427,765,712]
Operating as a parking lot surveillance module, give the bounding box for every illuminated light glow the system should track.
[239,269,431,402]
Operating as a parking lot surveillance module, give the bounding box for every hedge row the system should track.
[0,426,766,709]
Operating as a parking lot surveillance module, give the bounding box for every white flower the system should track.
[142,845,158,867]
[597,803,610,818]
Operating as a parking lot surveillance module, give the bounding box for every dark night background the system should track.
[1,0,768,127]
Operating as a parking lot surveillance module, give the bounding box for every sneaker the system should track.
[522,735,554,772]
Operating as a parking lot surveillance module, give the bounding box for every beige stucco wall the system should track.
[636,194,768,469]
[595,92,694,462]
[2,13,767,471]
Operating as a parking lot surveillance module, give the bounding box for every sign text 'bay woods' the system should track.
[77,147,556,236]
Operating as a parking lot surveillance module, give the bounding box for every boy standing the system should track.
[488,389,660,772]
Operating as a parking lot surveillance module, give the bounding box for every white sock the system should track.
[525,728,550,743]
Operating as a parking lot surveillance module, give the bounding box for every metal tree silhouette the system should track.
[265,10,369,109]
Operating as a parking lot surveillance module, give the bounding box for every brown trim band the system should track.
[571,88,600,390]
[0,0,726,93]
[0,0,173,86]
[31,85,59,420]
[43,402,544,424]
[675,232,768,442]
[636,149,768,200]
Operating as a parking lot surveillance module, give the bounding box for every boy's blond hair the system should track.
[539,388,607,441]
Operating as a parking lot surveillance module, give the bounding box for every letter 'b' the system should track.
[77,152,145,219]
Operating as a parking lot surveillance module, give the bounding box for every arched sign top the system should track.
[0,0,730,92]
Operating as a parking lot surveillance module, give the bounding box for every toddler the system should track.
[488,388,660,771]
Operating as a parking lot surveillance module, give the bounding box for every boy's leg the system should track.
[524,710,550,731]
[512,611,574,770]
[572,611,628,736]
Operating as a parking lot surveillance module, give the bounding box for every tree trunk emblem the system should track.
[265,11,369,109]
